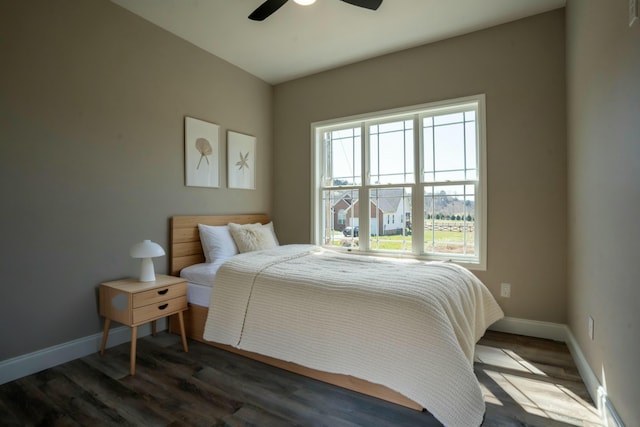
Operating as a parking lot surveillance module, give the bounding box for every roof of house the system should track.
[334,188,406,213]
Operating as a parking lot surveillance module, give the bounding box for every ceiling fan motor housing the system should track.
[249,0,383,21]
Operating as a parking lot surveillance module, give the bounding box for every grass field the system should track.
[331,222,475,254]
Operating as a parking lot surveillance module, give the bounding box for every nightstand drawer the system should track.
[132,282,187,308]
[132,295,188,325]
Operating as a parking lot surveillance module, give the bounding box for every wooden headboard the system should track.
[170,214,270,276]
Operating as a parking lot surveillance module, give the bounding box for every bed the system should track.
[169,214,504,427]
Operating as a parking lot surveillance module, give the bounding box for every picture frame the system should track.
[227,131,256,190]
[184,117,220,188]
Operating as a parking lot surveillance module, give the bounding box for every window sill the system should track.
[323,245,486,271]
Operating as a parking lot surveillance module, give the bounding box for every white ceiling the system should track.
[111,0,565,85]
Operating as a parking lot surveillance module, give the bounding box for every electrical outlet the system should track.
[588,316,595,340]
[630,0,638,27]
[500,283,511,298]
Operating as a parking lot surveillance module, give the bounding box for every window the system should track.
[311,95,486,269]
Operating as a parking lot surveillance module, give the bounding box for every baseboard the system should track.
[489,317,625,427]
[565,330,625,427]
[488,316,568,342]
[562,327,600,402]
[0,319,167,385]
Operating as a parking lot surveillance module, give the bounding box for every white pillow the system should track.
[198,224,238,264]
[264,221,280,245]
[228,222,279,253]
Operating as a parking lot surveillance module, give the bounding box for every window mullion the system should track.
[360,122,370,251]
[463,113,467,181]
[413,114,423,255]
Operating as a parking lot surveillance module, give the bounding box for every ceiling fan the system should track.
[249,0,383,21]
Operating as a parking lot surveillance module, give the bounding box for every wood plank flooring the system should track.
[0,331,601,426]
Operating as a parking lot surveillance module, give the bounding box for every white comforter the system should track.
[203,245,503,426]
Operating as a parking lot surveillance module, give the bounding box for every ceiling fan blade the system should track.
[249,0,289,21]
[340,0,383,11]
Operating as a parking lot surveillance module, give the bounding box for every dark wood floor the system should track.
[0,331,601,426]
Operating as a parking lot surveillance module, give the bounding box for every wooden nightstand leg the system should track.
[100,318,111,355]
[151,320,157,337]
[178,311,189,352]
[130,326,138,375]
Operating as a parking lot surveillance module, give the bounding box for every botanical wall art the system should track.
[185,117,220,188]
[227,131,256,190]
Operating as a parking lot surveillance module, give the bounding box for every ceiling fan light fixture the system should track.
[249,0,381,21]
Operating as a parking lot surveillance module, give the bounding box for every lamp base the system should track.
[138,258,156,282]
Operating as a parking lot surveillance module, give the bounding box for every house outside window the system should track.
[311,95,486,269]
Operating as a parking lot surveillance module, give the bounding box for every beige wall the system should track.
[0,0,272,360]
[273,10,567,323]
[566,0,640,424]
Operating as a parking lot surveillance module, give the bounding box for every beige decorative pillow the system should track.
[228,222,278,253]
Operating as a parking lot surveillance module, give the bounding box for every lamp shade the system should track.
[130,240,165,258]
[130,240,165,282]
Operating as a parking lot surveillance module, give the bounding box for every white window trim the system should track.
[310,95,487,271]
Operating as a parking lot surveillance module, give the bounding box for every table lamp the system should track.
[130,240,165,282]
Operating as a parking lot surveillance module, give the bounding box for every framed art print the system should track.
[185,117,220,188]
[227,131,256,190]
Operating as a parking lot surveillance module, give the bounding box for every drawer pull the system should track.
[158,303,169,310]
[157,289,169,295]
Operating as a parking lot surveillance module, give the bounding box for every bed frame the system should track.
[168,214,422,411]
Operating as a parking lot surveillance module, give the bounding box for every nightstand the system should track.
[99,274,189,375]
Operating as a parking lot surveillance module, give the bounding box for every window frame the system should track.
[310,95,487,270]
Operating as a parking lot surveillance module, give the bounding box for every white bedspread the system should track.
[180,263,220,306]
[203,244,503,426]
